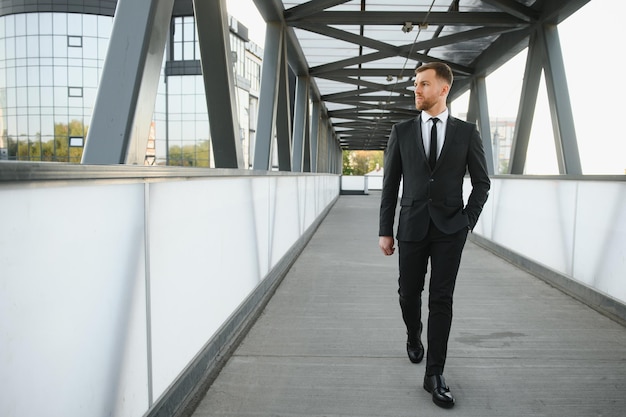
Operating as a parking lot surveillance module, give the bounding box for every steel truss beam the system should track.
[509,24,581,175]
[82,0,174,164]
[194,0,243,168]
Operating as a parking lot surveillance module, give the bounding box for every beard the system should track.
[415,95,436,112]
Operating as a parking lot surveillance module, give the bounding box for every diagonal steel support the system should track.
[509,24,581,175]
[540,25,581,175]
[292,75,310,172]
[193,0,243,168]
[310,101,321,172]
[275,39,293,171]
[253,22,283,170]
[82,0,174,164]
[509,31,542,174]
[284,0,352,20]
[468,77,495,175]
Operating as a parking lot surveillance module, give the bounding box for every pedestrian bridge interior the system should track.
[0,0,624,416]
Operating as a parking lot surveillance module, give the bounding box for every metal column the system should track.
[253,23,282,170]
[509,31,543,175]
[509,25,581,175]
[540,25,582,175]
[309,101,320,172]
[275,46,293,171]
[303,110,311,172]
[468,77,495,175]
[82,0,174,164]
[193,0,243,169]
[292,75,309,172]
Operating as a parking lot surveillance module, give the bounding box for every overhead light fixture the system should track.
[402,21,413,33]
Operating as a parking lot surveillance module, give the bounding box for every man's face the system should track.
[413,69,448,112]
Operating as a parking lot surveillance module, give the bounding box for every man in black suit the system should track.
[378,62,490,408]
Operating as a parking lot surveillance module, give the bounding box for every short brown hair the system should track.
[415,62,453,86]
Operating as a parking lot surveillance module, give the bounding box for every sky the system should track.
[226,0,626,175]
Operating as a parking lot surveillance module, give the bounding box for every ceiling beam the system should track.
[481,0,539,22]
[283,0,352,20]
[287,11,527,26]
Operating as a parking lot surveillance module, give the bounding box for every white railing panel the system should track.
[366,174,383,190]
[148,177,263,399]
[573,181,626,301]
[471,177,626,304]
[490,179,577,274]
[0,183,150,417]
[251,177,272,278]
[341,175,366,192]
[270,176,303,267]
[0,170,339,417]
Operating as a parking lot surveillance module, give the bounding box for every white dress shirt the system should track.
[421,108,449,160]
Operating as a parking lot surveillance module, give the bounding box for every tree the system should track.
[169,139,211,167]
[342,150,354,175]
[6,120,88,162]
[342,150,384,175]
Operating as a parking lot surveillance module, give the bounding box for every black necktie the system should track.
[429,117,439,170]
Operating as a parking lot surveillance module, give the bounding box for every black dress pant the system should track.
[398,221,468,376]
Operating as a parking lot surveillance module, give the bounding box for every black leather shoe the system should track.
[407,340,424,363]
[423,374,455,408]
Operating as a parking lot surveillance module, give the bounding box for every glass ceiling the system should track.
[254,0,587,150]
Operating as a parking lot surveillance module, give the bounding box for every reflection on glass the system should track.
[39,13,53,36]
[28,86,40,107]
[83,67,97,87]
[27,67,39,86]
[27,36,39,57]
[83,15,97,38]
[68,66,82,84]
[53,35,67,57]
[26,14,38,36]
[5,37,15,59]
[39,35,53,58]
[1,10,260,166]
[54,86,67,106]
[83,37,97,60]
[15,37,26,59]
[67,14,81,36]
[53,65,67,84]
[15,15,26,36]
[15,69,26,87]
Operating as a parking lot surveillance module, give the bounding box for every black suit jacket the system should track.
[379,113,490,241]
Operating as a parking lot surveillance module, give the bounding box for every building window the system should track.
[0,13,113,163]
[69,136,84,147]
[172,16,197,61]
[68,87,83,97]
[67,35,82,47]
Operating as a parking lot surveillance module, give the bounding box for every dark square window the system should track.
[68,87,83,97]
[69,136,84,147]
[67,36,82,47]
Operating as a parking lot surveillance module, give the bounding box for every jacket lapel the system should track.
[414,114,428,163]
[434,116,457,169]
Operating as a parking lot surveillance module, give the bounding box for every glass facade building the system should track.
[0,11,113,162]
[0,1,262,167]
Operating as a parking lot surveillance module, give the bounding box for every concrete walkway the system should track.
[191,193,626,417]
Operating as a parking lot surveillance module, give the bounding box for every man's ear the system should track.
[440,83,450,97]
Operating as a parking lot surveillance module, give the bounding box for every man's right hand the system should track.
[379,236,395,256]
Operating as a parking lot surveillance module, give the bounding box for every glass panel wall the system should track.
[155,15,262,167]
[0,9,261,167]
[0,12,112,162]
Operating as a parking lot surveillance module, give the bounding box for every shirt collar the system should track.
[421,108,449,125]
